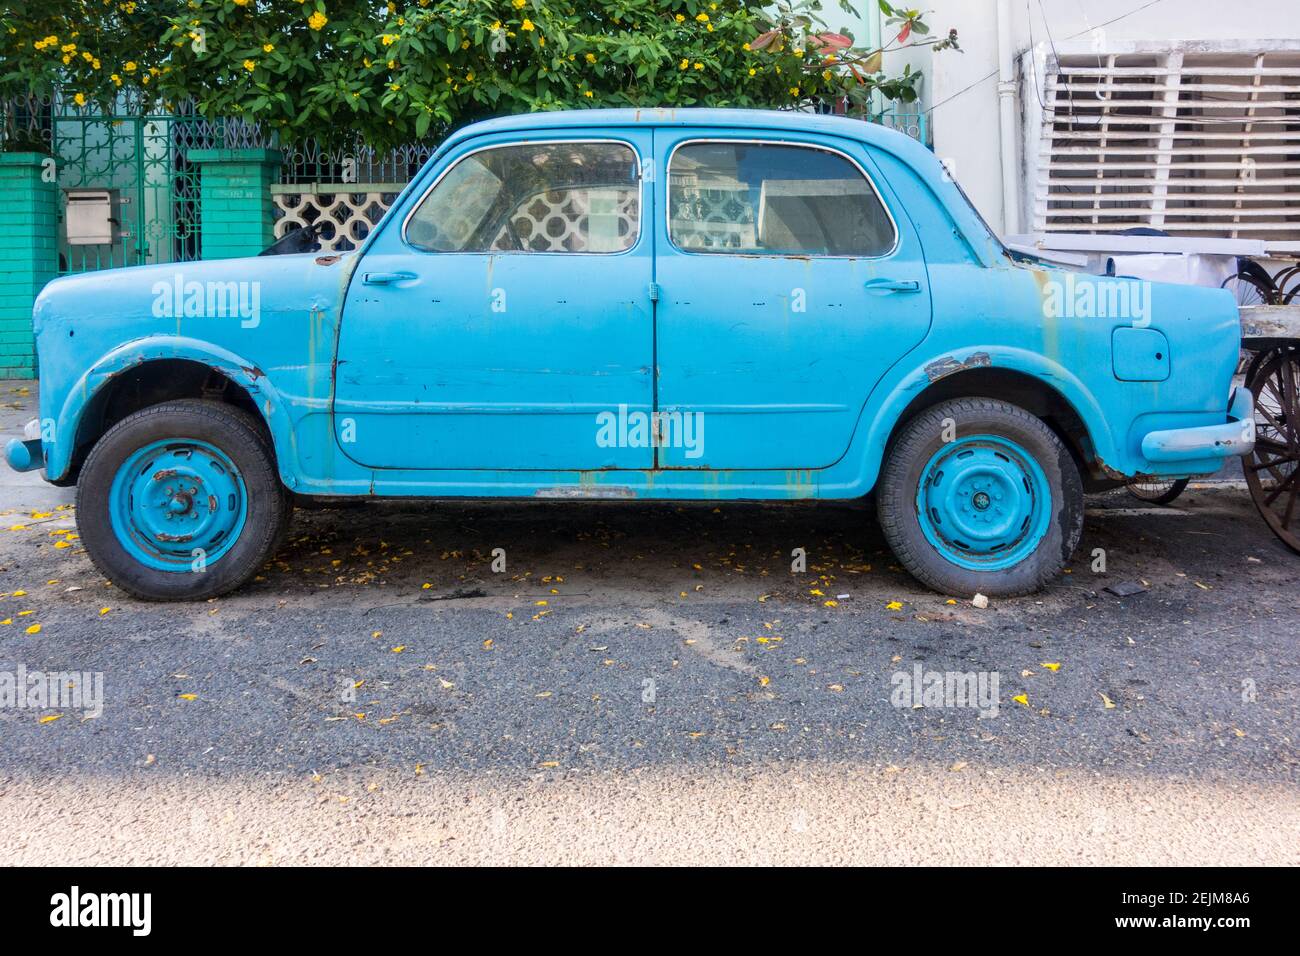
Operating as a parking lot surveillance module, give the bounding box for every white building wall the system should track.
[899,0,1300,234]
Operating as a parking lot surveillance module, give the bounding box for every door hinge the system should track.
[648,281,661,302]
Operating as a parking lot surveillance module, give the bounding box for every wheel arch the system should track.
[49,338,289,486]
[858,348,1120,492]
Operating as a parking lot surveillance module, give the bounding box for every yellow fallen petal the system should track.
[99,607,110,615]
[886,601,903,611]
[1012,693,1029,706]
[12,589,25,596]
[1040,662,1061,672]
[39,714,62,724]
[391,645,405,653]
[1099,692,1116,709]
[177,693,197,701]
[758,676,770,687]
[24,623,40,634]
[53,540,70,549]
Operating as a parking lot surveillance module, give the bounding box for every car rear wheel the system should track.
[76,400,290,601]
[877,398,1084,597]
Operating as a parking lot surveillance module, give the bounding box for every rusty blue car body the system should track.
[10,108,1253,598]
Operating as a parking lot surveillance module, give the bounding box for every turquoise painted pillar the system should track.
[0,152,60,378]
[190,148,282,259]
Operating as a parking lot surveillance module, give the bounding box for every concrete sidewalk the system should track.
[0,380,73,512]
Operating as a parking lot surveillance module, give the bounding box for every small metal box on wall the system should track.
[64,189,122,245]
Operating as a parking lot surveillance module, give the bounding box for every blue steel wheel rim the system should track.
[108,439,249,573]
[915,434,1052,572]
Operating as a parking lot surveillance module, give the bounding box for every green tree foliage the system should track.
[1,0,956,148]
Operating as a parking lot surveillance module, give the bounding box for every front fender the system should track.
[46,336,292,483]
[853,345,1118,490]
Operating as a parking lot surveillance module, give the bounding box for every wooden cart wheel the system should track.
[1244,346,1300,554]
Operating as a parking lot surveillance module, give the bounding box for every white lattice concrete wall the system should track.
[270,186,401,252]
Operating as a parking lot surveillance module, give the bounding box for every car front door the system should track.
[333,133,654,470]
[651,132,932,470]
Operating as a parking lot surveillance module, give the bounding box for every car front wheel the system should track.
[877,397,1084,597]
[76,400,290,601]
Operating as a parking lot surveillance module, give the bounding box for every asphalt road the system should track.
[0,381,1296,865]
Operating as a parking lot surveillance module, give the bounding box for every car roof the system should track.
[444,107,916,151]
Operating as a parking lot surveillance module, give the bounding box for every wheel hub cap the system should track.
[916,434,1052,571]
[109,440,248,572]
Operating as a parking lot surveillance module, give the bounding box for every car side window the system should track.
[406,141,641,254]
[668,141,895,257]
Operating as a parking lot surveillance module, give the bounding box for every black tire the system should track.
[1125,477,1189,505]
[876,397,1084,597]
[76,400,291,601]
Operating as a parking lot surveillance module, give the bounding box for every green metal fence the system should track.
[3,93,274,275]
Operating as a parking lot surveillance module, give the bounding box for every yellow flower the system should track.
[461,39,469,48]
[73,92,86,106]
[585,52,596,63]
[706,24,713,31]
[794,48,804,57]
[243,58,256,71]
[748,68,756,76]
[583,90,593,97]
[789,85,800,95]
[110,73,122,85]
[696,13,709,22]
[693,61,703,70]
[823,70,832,81]
[490,20,501,29]
[233,0,249,5]
[263,42,275,52]
[512,0,526,7]
[307,11,328,30]
[92,58,101,69]
[521,18,534,31]
[742,42,750,51]
[380,33,396,45]
[679,58,688,70]
[387,59,395,68]
[124,60,137,71]
[675,13,684,21]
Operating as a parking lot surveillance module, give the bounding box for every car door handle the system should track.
[362,271,418,286]
[864,278,922,294]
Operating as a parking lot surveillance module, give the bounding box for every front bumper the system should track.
[1140,387,1255,463]
[4,418,44,474]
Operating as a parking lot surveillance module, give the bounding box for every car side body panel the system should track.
[30,108,1245,499]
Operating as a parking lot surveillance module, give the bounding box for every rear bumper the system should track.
[1140,387,1255,463]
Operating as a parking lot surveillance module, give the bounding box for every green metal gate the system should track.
[5,93,269,275]
[54,109,202,272]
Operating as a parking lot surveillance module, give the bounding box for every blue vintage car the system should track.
[8,108,1253,600]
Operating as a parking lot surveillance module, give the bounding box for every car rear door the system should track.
[650,130,932,470]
